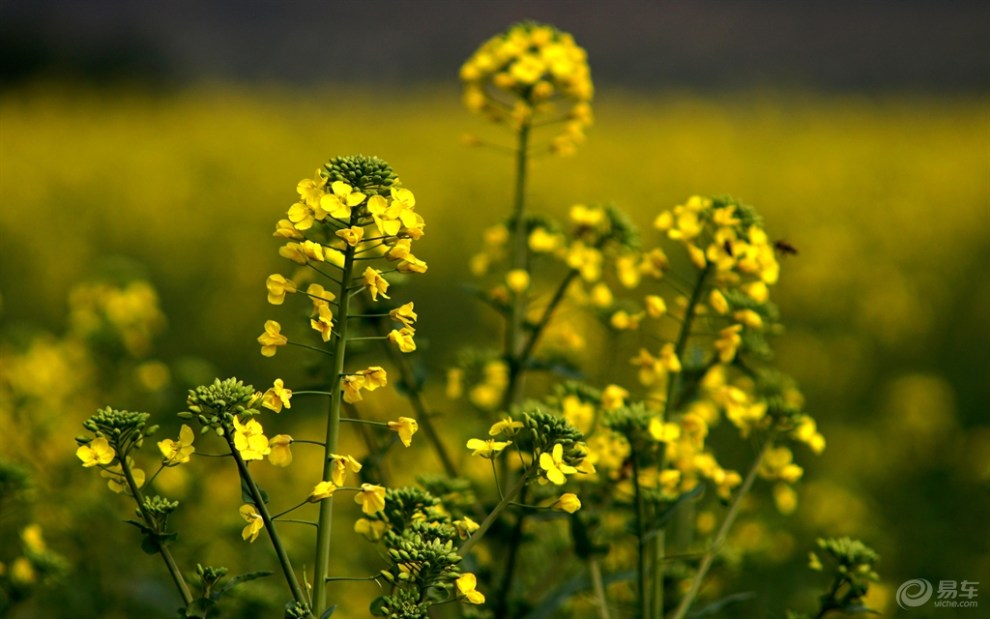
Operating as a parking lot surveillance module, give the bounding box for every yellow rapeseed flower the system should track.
[456,573,486,604]
[389,302,417,328]
[354,483,386,515]
[265,274,296,305]
[233,417,271,461]
[540,443,578,485]
[268,434,293,467]
[387,417,419,447]
[335,226,365,247]
[158,424,195,466]
[362,267,390,301]
[310,303,334,342]
[506,269,530,294]
[388,327,416,353]
[77,437,115,467]
[320,181,366,219]
[309,480,338,502]
[329,454,363,485]
[488,416,524,437]
[257,320,288,357]
[551,493,582,513]
[239,504,264,542]
[261,378,292,413]
[341,374,365,403]
[466,438,511,459]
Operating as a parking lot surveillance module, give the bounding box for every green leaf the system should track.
[319,606,337,619]
[124,519,154,536]
[140,535,161,555]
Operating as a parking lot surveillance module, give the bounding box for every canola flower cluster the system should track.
[49,17,900,619]
[461,21,593,155]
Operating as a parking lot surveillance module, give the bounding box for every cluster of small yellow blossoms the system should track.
[465,413,591,512]
[260,156,426,362]
[461,21,593,154]
[656,195,779,293]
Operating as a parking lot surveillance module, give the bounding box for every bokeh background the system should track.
[1,1,988,617]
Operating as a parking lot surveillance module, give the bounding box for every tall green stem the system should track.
[313,239,357,614]
[654,263,712,618]
[119,455,194,607]
[664,264,712,418]
[503,120,532,408]
[630,449,650,619]
[669,436,772,619]
[227,442,311,612]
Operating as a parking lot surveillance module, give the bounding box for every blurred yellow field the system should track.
[2,82,988,618]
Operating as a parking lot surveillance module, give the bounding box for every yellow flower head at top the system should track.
[461,21,593,154]
[387,417,419,447]
[158,424,195,466]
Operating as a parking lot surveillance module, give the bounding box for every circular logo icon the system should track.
[897,578,934,609]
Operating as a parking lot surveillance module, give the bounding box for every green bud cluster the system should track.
[514,408,586,463]
[180,377,260,432]
[381,535,461,587]
[604,402,655,451]
[377,487,444,535]
[284,601,313,619]
[140,495,179,533]
[195,563,229,588]
[324,154,396,195]
[82,407,153,453]
[816,537,879,574]
[802,537,880,617]
[371,587,431,619]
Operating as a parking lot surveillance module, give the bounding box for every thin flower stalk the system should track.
[119,455,194,607]
[669,436,774,619]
